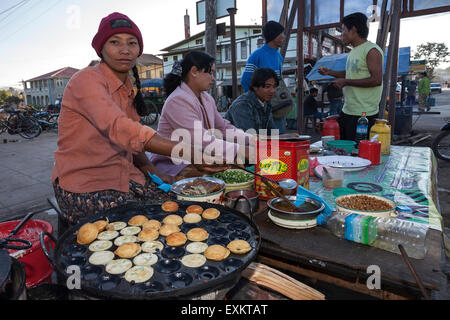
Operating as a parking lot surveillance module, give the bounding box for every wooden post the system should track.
[279,0,290,26]
[378,0,395,119]
[387,0,402,136]
[297,0,305,134]
[227,7,238,100]
[280,0,298,60]
[205,0,217,100]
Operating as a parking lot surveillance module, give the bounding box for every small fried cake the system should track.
[186,205,203,214]
[162,214,183,226]
[128,215,148,226]
[161,201,179,213]
[183,213,202,224]
[93,218,109,232]
[227,239,252,254]
[142,219,161,230]
[138,229,159,242]
[181,254,206,268]
[114,242,141,259]
[165,232,187,247]
[202,208,220,220]
[107,221,127,231]
[159,224,180,237]
[204,244,230,261]
[186,228,209,242]
[77,223,99,245]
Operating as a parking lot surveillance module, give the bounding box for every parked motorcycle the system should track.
[431,119,450,161]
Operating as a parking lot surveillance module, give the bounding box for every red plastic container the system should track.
[358,140,381,165]
[321,115,340,140]
[256,138,310,200]
[0,219,54,289]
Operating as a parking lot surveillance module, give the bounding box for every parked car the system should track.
[430,83,442,94]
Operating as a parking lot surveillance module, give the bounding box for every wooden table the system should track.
[252,203,445,300]
[250,146,446,300]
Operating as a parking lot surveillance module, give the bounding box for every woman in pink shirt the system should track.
[150,51,254,179]
[52,13,225,227]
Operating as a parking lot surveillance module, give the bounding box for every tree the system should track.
[0,90,11,105]
[413,42,450,80]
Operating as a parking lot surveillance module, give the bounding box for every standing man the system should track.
[319,13,383,141]
[241,21,288,134]
[324,82,343,115]
[417,72,431,112]
[406,79,417,107]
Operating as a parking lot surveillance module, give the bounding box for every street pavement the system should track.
[0,90,449,299]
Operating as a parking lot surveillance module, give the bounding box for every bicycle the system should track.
[0,108,42,139]
[140,100,160,126]
[22,105,59,130]
[431,118,450,161]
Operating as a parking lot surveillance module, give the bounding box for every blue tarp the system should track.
[141,78,163,88]
[306,46,411,82]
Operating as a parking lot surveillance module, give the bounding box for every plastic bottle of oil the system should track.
[369,119,391,155]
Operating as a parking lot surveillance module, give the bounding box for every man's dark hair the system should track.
[309,88,319,94]
[250,68,279,91]
[342,12,369,39]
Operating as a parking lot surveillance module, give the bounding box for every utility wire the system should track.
[0,0,31,24]
[0,0,63,42]
[0,0,29,16]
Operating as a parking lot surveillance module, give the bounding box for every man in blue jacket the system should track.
[241,21,286,133]
[225,68,277,132]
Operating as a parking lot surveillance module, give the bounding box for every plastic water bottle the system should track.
[355,112,369,148]
[326,211,430,259]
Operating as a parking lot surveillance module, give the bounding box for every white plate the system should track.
[316,156,371,172]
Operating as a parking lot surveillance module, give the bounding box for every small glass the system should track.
[322,167,343,189]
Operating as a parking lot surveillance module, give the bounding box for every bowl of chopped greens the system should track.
[211,169,255,193]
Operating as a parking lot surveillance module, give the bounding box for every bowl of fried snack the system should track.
[335,194,397,218]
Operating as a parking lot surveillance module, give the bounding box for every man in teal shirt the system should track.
[319,12,383,141]
[417,72,431,112]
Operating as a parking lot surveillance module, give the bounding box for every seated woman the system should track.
[150,51,253,179]
[52,13,225,227]
[224,68,277,132]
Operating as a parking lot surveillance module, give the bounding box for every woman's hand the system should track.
[318,66,330,75]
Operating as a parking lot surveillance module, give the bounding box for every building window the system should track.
[173,55,178,61]
[195,39,203,45]
[146,70,151,78]
[303,34,309,54]
[240,41,247,60]
[163,57,168,62]
[225,45,231,61]
[257,38,264,49]
[312,37,318,57]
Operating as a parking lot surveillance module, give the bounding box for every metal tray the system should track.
[50,201,260,300]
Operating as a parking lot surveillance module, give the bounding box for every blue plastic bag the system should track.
[296,185,333,226]
[147,171,172,193]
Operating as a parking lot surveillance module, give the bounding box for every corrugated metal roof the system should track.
[26,67,79,82]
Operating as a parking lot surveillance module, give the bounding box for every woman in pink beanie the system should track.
[51,13,226,230]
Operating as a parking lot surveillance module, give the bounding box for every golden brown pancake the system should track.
[186,228,209,242]
[186,205,203,214]
[227,239,252,254]
[181,254,206,268]
[161,201,179,213]
[93,218,109,232]
[202,208,220,220]
[165,232,187,247]
[128,215,148,226]
[142,220,161,230]
[114,242,141,258]
[183,213,202,224]
[137,229,159,242]
[204,244,230,261]
[162,214,183,226]
[77,223,99,245]
[106,221,127,231]
[159,224,180,237]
